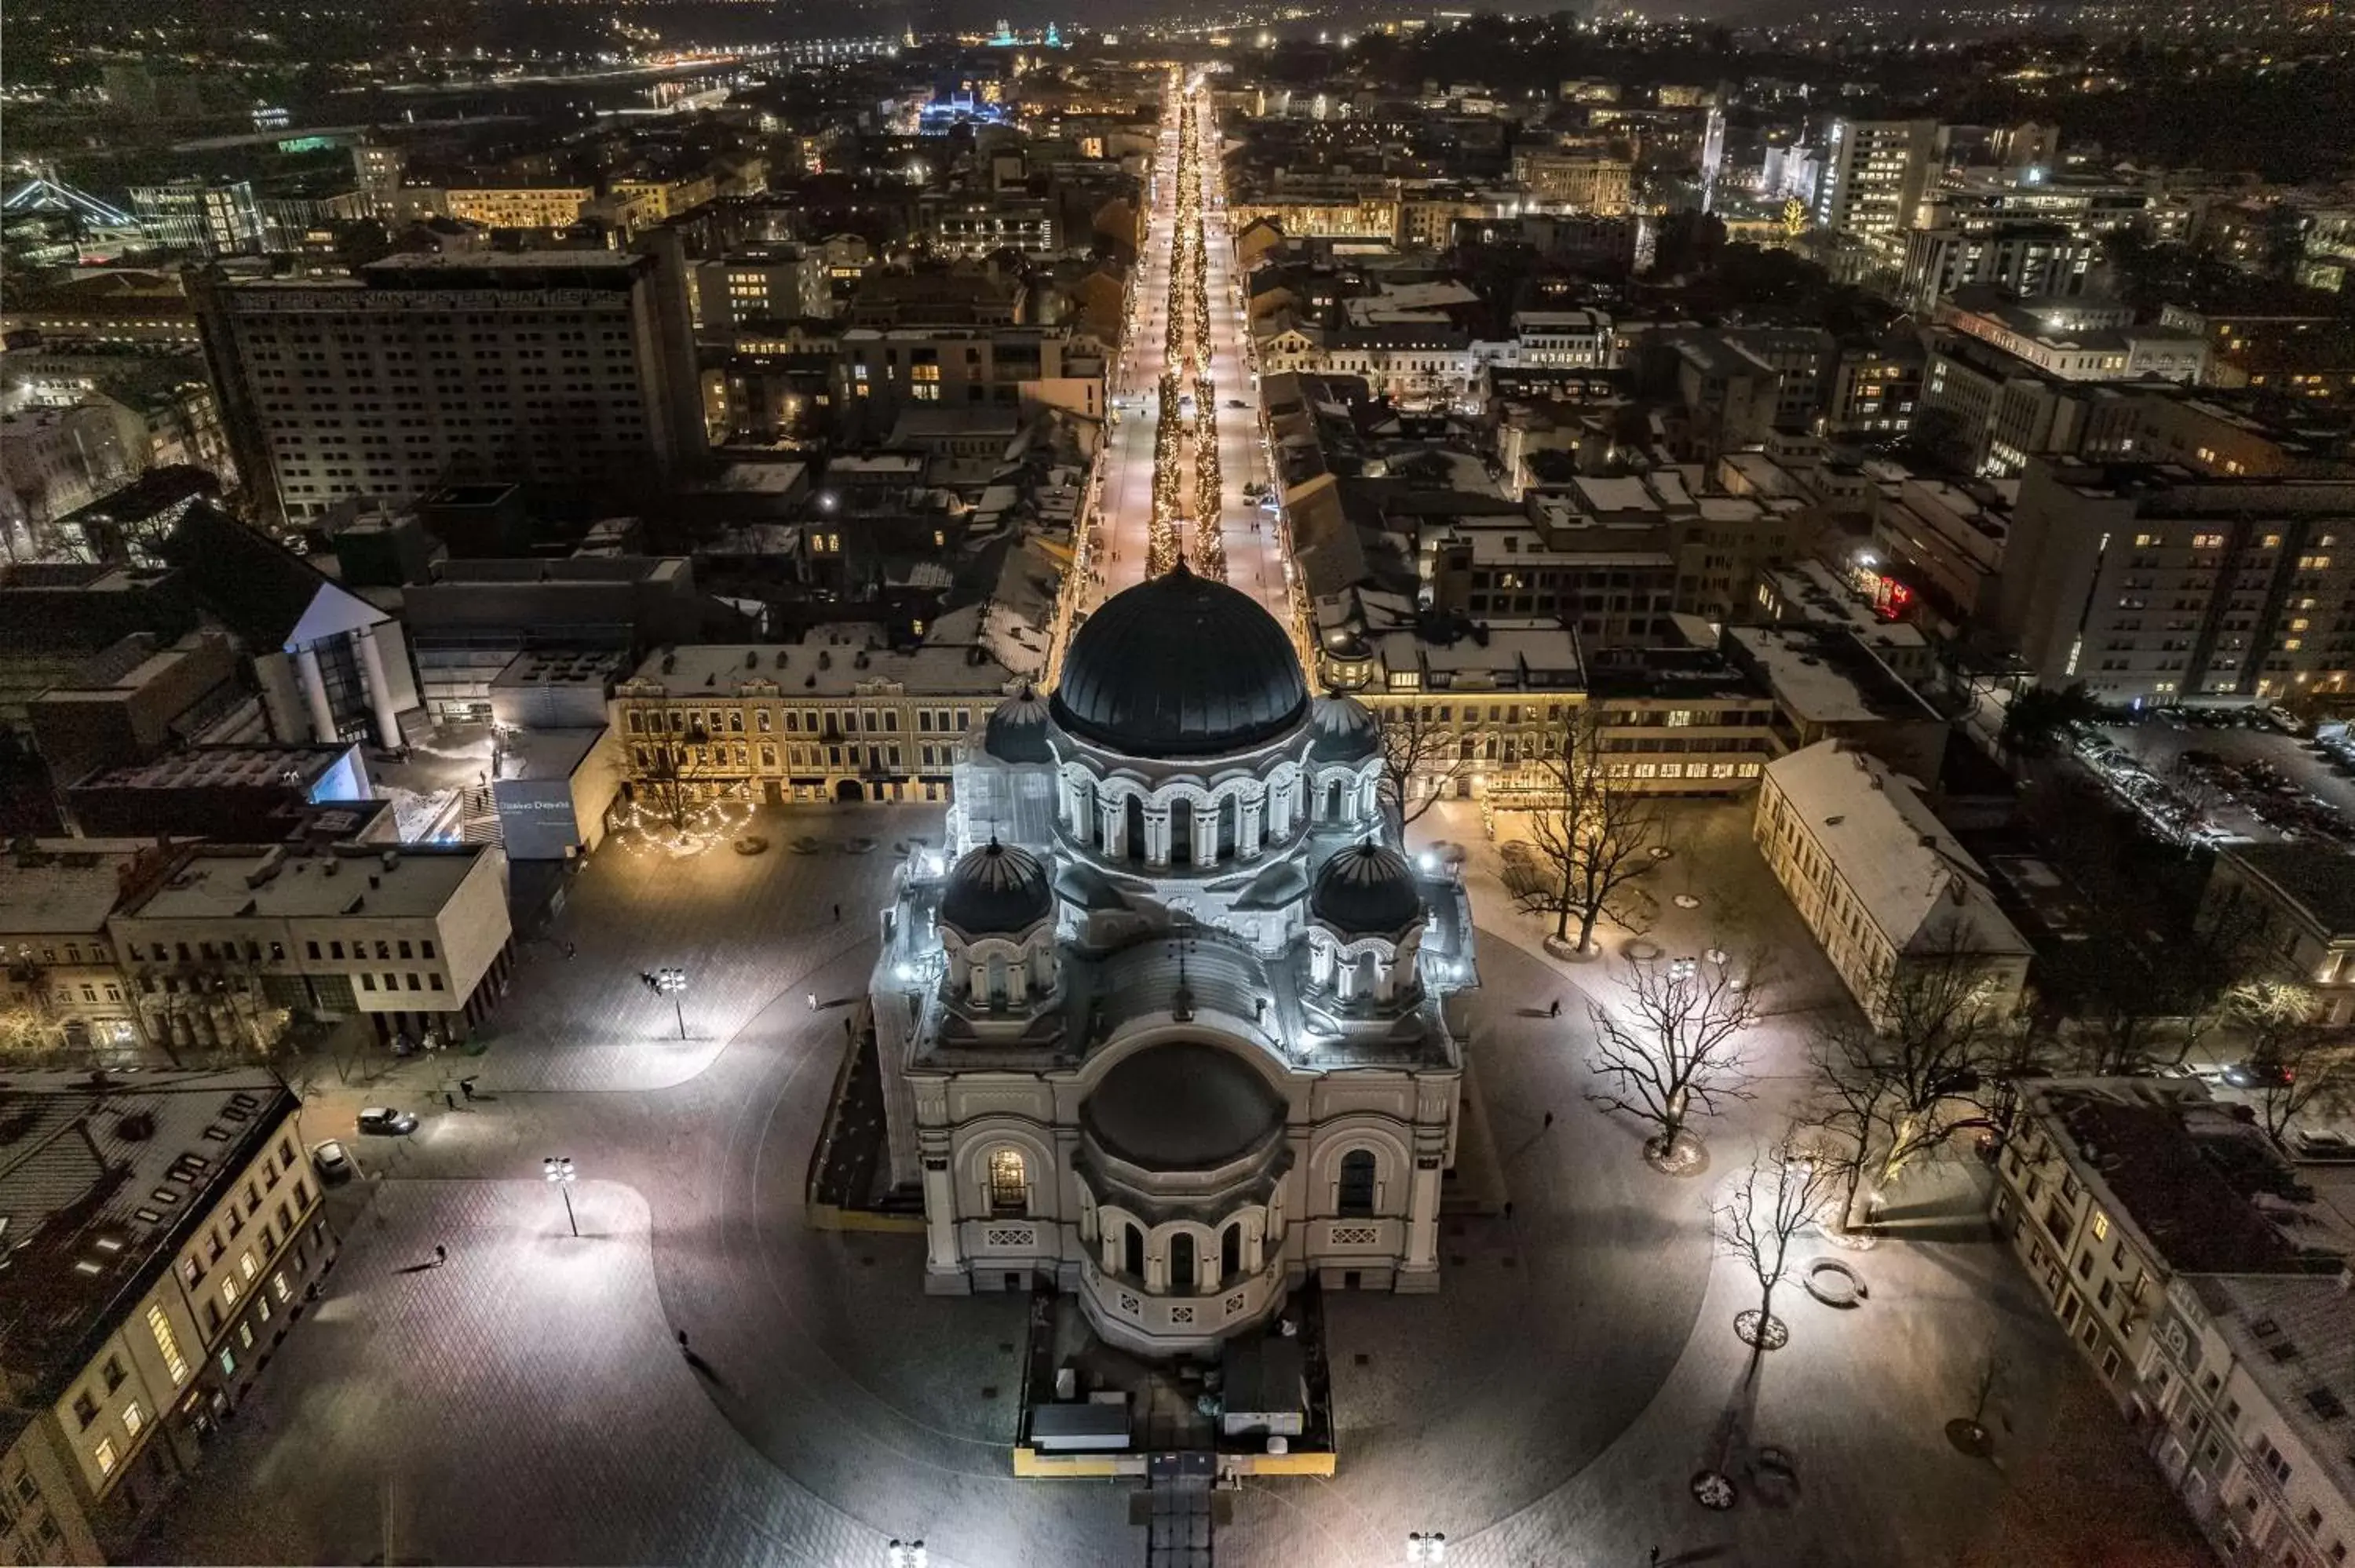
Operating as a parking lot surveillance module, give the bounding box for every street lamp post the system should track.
[885,1541,927,1568]
[542,1155,578,1238]
[1406,1532,1447,1563]
[645,967,688,1039]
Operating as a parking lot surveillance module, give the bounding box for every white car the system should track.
[312,1140,354,1180]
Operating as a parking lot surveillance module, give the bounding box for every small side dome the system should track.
[1307,694,1381,763]
[984,685,1053,764]
[1310,843,1423,937]
[940,837,1053,935]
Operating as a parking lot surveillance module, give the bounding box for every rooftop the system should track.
[0,840,177,935]
[119,843,494,924]
[0,1069,295,1424]
[1725,625,1939,726]
[2224,844,2355,938]
[621,637,1017,700]
[1763,740,2029,959]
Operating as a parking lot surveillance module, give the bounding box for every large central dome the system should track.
[1051,565,1309,758]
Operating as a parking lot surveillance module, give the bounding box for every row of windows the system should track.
[124,935,436,965]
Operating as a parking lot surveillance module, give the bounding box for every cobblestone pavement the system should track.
[146,1180,895,1566]
[147,801,2217,1567]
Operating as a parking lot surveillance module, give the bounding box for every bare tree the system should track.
[1586,954,1761,1161]
[2222,983,2355,1147]
[1373,705,1466,826]
[1504,709,1665,954]
[1806,943,2040,1228]
[1716,1134,1838,1366]
[632,719,710,831]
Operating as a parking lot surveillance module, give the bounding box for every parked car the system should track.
[1226,398,1246,408]
[357,1107,418,1136]
[311,1140,354,1180]
[2222,1061,2295,1090]
[2292,1129,2355,1161]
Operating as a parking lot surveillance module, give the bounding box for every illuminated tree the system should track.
[1502,709,1665,954]
[1585,952,1762,1164]
[1718,1134,1838,1363]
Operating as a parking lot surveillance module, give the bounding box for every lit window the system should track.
[2091,1211,2110,1242]
[239,1252,258,1282]
[988,1148,1028,1216]
[94,1439,117,1477]
[122,1402,143,1438]
[147,1305,188,1386]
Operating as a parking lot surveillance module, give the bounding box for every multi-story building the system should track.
[1754,738,2033,1023]
[1937,296,2209,385]
[2161,303,2355,404]
[1581,644,1784,795]
[693,248,828,330]
[438,186,594,231]
[1724,625,1949,785]
[1915,333,2151,478]
[1224,195,1400,242]
[109,842,513,1049]
[2202,844,2355,1026]
[1,841,166,1060]
[918,195,1059,257]
[1512,310,1615,369]
[834,324,1103,439]
[1509,151,1634,215]
[611,636,1022,806]
[1989,1078,2354,1568]
[1999,460,2355,705]
[188,246,706,523]
[1900,221,2101,313]
[0,1068,337,1561]
[1867,474,2014,637]
[1811,119,1939,250]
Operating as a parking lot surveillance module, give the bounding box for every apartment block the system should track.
[0,1069,336,1562]
[1999,460,2355,704]
[1812,119,1939,247]
[1989,1078,2354,1568]
[189,245,705,523]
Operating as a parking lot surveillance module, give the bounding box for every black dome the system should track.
[939,838,1053,934]
[984,686,1053,764]
[1050,565,1309,758]
[1307,694,1381,763]
[1310,843,1423,936]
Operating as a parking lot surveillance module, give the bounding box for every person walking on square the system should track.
[1549,997,1561,1018]
[1543,1110,1555,1129]
[434,1245,447,1267]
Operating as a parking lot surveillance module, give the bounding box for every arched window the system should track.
[1123,1222,1145,1279]
[1169,1231,1197,1294]
[1216,797,1238,860]
[988,1148,1028,1216]
[1169,800,1193,866]
[1324,779,1344,821]
[1337,1150,1378,1217]
[984,955,1010,1007]
[1221,1222,1242,1282]
[1123,796,1145,863]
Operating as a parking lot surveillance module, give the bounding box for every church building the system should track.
[869,566,1475,1356]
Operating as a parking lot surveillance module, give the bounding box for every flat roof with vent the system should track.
[2193,1270,2355,1510]
[119,842,493,922]
[0,1068,294,1437]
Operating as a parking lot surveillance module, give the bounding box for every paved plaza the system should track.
[146,800,2218,1566]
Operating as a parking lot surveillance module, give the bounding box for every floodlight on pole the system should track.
[652,966,688,1040]
[542,1155,578,1237]
[885,1541,927,1568]
[1406,1532,1447,1563]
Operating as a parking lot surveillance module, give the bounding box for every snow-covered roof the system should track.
[1762,740,2030,961]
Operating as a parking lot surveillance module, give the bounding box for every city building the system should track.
[611,633,1022,806]
[109,842,513,1049]
[1990,1078,2354,1567]
[0,839,171,1059]
[1722,625,1949,785]
[1754,739,2033,1023]
[1998,461,2355,705]
[834,323,1103,439]
[0,1068,337,1559]
[869,568,1474,1355]
[1509,151,1634,214]
[2201,844,2355,1027]
[1812,119,1939,250]
[188,246,706,523]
